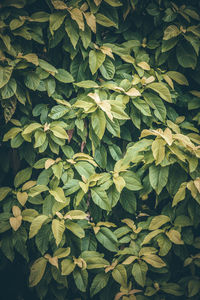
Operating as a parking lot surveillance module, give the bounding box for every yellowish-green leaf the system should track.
[29,257,47,287]
[52,219,65,246]
[149,215,170,230]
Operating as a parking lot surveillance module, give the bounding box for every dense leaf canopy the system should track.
[0,0,200,299]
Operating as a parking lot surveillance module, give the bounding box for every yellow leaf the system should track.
[125,87,141,97]
[17,191,28,206]
[152,138,166,165]
[9,216,22,231]
[22,180,37,191]
[163,74,174,90]
[113,175,126,193]
[166,229,184,245]
[137,61,150,70]
[142,254,166,268]
[12,205,21,217]
[45,158,55,169]
[100,46,114,59]
[84,12,96,33]
[70,8,84,31]
[194,178,200,193]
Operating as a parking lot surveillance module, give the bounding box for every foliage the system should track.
[0,0,200,299]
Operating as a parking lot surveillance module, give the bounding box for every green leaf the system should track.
[166,71,189,86]
[112,264,127,287]
[24,72,40,90]
[90,272,110,297]
[0,187,12,201]
[29,215,49,238]
[1,78,17,99]
[96,13,118,28]
[52,219,65,246]
[73,269,88,292]
[147,83,172,103]
[65,18,79,49]
[91,109,106,139]
[91,187,110,211]
[100,58,115,79]
[163,25,180,40]
[172,182,187,207]
[132,261,148,287]
[188,279,200,297]
[0,66,13,89]
[161,283,184,296]
[149,165,169,195]
[49,12,66,34]
[142,254,166,268]
[75,80,99,88]
[66,220,85,238]
[49,187,66,203]
[29,257,47,287]
[152,139,166,165]
[14,168,32,188]
[50,126,68,139]
[55,68,74,83]
[121,171,142,191]
[49,105,69,120]
[176,42,197,69]
[61,258,75,275]
[96,227,118,252]
[89,50,106,75]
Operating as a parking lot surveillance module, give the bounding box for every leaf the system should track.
[163,25,180,40]
[0,66,13,89]
[1,78,17,99]
[75,80,99,88]
[64,210,87,220]
[176,42,197,69]
[91,109,106,139]
[24,72,40,90]
[49,12,66,34]
[29,215,49,238]
[113,175,126,193]
[100,58,115,80]
[66,220,85,238]
[84,12,96,33]
[141,229,163,245]
[0,187,12,201]
[121,171,142,191]
[166,229,184,245]
[142,254,166,268]
[188,279,200,297]
[149,215,170,230]
[73,269,88,292]
[38,59,58,75]
[152,139,166,165]
[23,123,42,135]
[9,216,22,231]
[96,227,118,252]
[29,257,47,287]
[49,105,69,119]
[70,8,84,31]
[112,264,127,287]
[96,13,118,28]
[14,168,32,188]
[149,165,169,195]
[166,71,189,86]
[49,187,66,203]
[65,18,79,49]
[50,126,68,139]
[147,83,172,103]
[132,261,147,287]
[17,191,28,206]
[61,258,75,275]
[52,219,65,246]
[54,68,74,83]
[172,182,187,207]
[91,187,110,211]
[89,50,106,74]
[90,272,110,297]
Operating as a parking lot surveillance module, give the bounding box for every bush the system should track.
[0,0,200,299]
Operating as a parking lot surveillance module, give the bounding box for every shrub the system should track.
[0,0,200,299]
